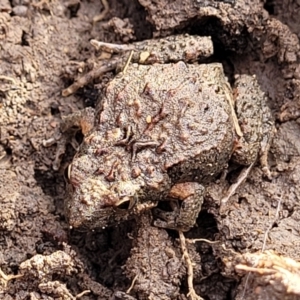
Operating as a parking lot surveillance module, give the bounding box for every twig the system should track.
[62,59,118,97]
[220,162,254,213]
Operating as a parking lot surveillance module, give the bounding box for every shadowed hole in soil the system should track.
[178,16,249,54]
[76,86,100,107]
[66,1,80,18]
[0,144,12,166]
[2,145,12,156]
[50,102,60,116]
[264,0,275,15]
[194,210,219,239]
[21,30,30,46]
[112,0,153,40]
[34,168,66,199]
[69,220,136,288]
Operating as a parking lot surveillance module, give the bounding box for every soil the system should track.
[1,0,300,299]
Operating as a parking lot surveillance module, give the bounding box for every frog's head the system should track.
[64,156,141,229]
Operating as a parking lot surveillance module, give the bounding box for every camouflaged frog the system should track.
[49,34,273,231]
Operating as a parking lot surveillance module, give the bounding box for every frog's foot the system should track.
[231,74,274,179]
[153,182,204,232]
[43,107,95,170]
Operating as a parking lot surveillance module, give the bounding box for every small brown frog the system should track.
[48,34,273,231]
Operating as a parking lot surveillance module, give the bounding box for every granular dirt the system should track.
[1,0,300,299]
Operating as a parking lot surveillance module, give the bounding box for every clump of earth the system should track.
[1,0,300,299]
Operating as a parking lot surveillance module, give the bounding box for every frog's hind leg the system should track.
[231,74,274,179]
[153,182,204,232]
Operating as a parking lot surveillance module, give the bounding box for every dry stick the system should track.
[62,60,118,97]
[63,49,134,97]
[220,162,254,213]
[241,195,282,298]
[178,231,204,300]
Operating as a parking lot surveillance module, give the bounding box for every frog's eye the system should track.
[115,196,130,209]
[115,196,137,210]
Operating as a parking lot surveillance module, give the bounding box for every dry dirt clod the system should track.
[235,251,300,299]
[38,280,91,299]
[123,213,184,299]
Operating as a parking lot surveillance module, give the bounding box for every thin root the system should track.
[187,238,219,245]
[0,76,16,84]
[241,196,282,297]
[126,274,138,294]
[122,50,134,74]
[75,290,91,299]
[178,231,203,300]
[93,0,109,23]
[0,268,23,287]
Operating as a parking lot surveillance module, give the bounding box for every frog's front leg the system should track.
[231,74,274,178]
[43,107,95,170]
[154,182,204,232]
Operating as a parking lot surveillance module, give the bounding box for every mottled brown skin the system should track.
[65,58,270,231]
[55,34,274,231]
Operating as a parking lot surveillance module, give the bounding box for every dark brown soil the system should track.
[1,0,300,299]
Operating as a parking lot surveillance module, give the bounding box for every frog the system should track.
[46,34,273,231]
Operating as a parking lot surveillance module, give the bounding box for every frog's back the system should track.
[99,62,235,183]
